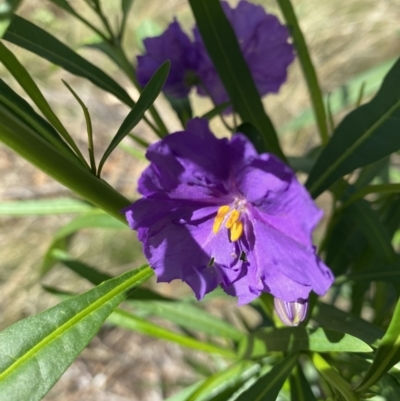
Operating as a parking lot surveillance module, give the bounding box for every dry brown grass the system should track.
[1,0,400,399]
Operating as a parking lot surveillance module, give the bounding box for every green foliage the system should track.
[0,266,153,401]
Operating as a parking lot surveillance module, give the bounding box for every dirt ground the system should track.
[1,0,400,399]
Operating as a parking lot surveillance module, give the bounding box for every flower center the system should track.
[212,201,245,242]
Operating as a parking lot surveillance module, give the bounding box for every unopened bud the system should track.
[274,298,308,326]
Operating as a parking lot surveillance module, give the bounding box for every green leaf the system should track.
[312,302,383,345]
[133,301,244,341]
[235,353,298,401]
[356,297,400,393]
[348,200,396,263]
[312,353,359,401]
[347,258,400,282]
[277,0,328,144]
[306,58,400,198]
[41,211,127,275]
[3,15,135,107]
[0,42,88,166]
[97,61,169,175]
[0,198,93,216]
[239,327,372,359]
[236,123,265,154]
[0,78,77,160]
[188,0,284,160]
[185,361,259,401]
[342,183,400,208]
[59,257,173,302]
[290,363,318,401]
[108,308,236,357]
[58,254,244,340]
[201,102,231,121]
[0,265,153,401]
[0,0,23,37]
[62,80,96,173]
[0,104,131,222]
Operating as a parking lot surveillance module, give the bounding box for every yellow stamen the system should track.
[230,221,243,241]
[225,209,240,229]
[213,205,230,234]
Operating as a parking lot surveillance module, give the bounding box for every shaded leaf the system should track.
[235,353,298,401]
[239,327,372,359]
[306,58,400,198]
[290,363,318,401]
[4,15,135,107]
[0,265,153,401]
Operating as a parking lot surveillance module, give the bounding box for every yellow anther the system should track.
[230,221,243,242]
[225,209,241,229]
[212,205,230,234]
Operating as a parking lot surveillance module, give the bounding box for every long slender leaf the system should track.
[0,265,153,401]
[0,104,131,222]
[239,327,372,359]
[342,183,400,208]
[356,297,400,393]
[0,198,93,216]
[188,0,284,159]
[312,302,383,345]
[58,255,244,340]
[306,58,400,198]
[347,258,400,282]
[290,363,318,401]
[277,0,328,144]
[186,361,259,401]
[97,61,169,175]
[0,78,78,161]
[3,15,135,107]
[0,42,88,165]
[41,211,127,275]
[235,353,298,401]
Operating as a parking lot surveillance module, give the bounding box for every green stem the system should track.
[277,0,329,145]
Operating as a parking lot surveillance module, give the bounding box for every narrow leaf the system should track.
[277,0,328,144]
[4,15,135,107]
[0,104,131,222]
[188,0,284,159]
[290,363,318,401]
[0,198,93,216]
[0,0,23,37]
[0,78,77,160]
[306,58,400,198]
[0,42,87,165]
[97,61,169,175]
[235,353,298,401]
[0,265,153,401]
[356,297,400,393]
[201,102,231,121]
[239,327,372,359]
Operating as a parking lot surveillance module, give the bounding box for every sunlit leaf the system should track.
[0,266,153,401]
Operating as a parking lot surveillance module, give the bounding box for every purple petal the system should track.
[137,19,199,98]
[139,118,233,202]
[193,0,295,108]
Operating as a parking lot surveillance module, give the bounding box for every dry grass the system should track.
[1,0,400,399]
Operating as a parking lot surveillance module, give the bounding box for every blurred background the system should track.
[0,0,399,399]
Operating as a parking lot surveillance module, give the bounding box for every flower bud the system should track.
[274,298,308,326]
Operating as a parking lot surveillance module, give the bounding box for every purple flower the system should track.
[136,1,294,104]
[193,0,295,106]
[124,118,333,305]
[137,19,199,98]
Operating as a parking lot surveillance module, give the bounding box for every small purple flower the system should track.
[193,0,295,106]
[124,118,333,305]
[136,1,294,104]
[137,19,199,98]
